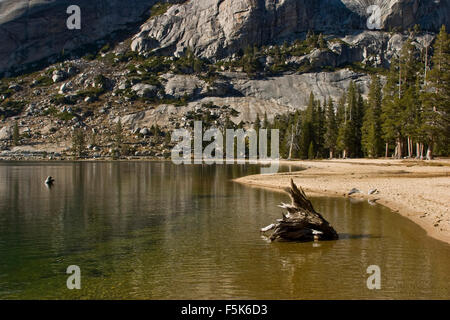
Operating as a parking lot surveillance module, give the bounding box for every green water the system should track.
[0,161,449,299]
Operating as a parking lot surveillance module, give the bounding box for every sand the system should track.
[235,159,450,245]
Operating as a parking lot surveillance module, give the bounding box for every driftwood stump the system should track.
[261,179,339,242]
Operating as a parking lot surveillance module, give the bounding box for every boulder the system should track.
[52,69,67,83]
[163,74,202,99]
[0,126,12,140]
[131,83,158,98]
[140,128,150,136]
[59,81,72,94]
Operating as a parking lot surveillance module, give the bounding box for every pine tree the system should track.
[254,114,261,133]
[335,92,347,157]
[300,92,316,159]
[12,121,20,146]
[318,33,326,49]
[315,100,326,158]
[72,128,86,158]
[263,112,269,129]
[193,59,203,74]
[308,141,315,159]
[362,75,383,157]
[382,55,404,158]
[354,89,365,157]
[400,38,422,158]
[402,79,422,158]
[114,120,124,155]
[422,25,450,158]
[382,38,422,159]
[324,98,337,158]
[337,82,359,158]
[286,111,301,159]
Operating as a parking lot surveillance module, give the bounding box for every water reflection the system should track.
[0,161,449,299]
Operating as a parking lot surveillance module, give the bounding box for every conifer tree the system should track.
[72,128,86,158]
[254,114,261,133]
[382,55,404,158]
[324,98,337,158]
[12,121,20,146]
[263,112,269,129]
[315,100,326,158]
[114,119,124,154]
[362,75,383,157]
[286,111,301,159]
[308,141,315,159]
[337,82,359,158]
[335,92,347,157]
[422,25,450,158]
[318,34,326,49]
[300,92,316,159]
[354,89,365,157]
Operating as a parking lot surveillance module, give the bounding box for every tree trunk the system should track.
[395,139,402,159]
[288,128,294,160]
[385,142,389,158]
[407,137,412,158]
[424,45,428,87]
[420,143,424,160]
[261,179,339,242]
[426,143,433,160]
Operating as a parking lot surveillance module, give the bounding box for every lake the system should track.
[0,161,449,299]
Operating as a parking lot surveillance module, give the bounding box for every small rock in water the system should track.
[45,176,55,185]
[348,188,361,195]
[368,188,378,195]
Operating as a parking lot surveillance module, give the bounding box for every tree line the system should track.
[263,26,449,160]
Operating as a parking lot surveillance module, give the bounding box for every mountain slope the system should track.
[0,0,162,74]
[0,0,449,74]
[131,0,449,59]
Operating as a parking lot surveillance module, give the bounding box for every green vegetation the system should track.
[150,2,173,18]
[0,100,26,119]
[34,75,53,87]
[0,83,14,99]
[43,105,75,121]
[362,75,383,157]
[216,31,329,76]
[13,121,20,146]
[51,94,75,105]
[72,129,86,158]
[113,119,124,158]
[261,26,449,160]
[347,62,389,76]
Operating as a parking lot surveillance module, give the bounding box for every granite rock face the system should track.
[131,0,449,60]
[0,0,162,74]
[1,0,448,74]
[226,69,372,109]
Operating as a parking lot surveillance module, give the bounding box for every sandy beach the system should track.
[235,159,450,245]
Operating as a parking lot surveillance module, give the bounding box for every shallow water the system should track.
[0,161,449,299]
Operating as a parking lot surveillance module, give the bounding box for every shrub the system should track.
[150,2,172,17]
[0,100,26,118]
[72,128,86,157]
[34,76,53,87]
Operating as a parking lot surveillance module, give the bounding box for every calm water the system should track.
[0,161,449,299]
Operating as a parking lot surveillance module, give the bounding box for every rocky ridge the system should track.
[131,0,448,60]
[0,0,448,159]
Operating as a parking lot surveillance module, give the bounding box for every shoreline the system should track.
[1,157,449,244]
[234,159,450,245]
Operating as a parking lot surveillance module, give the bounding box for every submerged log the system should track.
[261,179,339,242]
